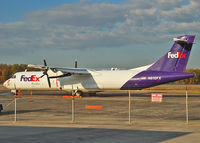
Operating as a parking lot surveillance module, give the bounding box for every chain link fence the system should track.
[0,90,200,125]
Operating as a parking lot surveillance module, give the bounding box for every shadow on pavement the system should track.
[0,126,191,143]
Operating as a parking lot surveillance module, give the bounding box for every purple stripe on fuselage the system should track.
[120,71,194,90]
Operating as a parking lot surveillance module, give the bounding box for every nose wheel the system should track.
[11,90,18,95]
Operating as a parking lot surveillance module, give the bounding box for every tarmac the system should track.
[0,126,191,143]
[0,88,200,143]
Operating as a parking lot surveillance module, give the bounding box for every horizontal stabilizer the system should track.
[173,37,194,44]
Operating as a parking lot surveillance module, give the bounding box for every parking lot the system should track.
[0,86,200,142]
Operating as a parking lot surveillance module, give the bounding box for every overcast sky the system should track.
[0,0,199,69]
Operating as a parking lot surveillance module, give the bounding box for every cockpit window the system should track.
[11,75,16,79]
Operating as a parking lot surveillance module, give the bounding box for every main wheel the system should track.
[75,91,82,96]
[0,104,2,113]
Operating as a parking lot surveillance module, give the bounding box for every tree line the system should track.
[0,64,38,83]
[0,64,199,84]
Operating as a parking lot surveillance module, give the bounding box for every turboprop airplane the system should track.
[3,35,195,96]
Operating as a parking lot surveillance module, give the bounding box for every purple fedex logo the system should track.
[20,75,40,82]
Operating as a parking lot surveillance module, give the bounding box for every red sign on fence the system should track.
[151,93,163,103]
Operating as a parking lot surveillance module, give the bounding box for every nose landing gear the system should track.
[11,90,18,95]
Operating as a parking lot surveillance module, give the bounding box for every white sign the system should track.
[151,93,163,103]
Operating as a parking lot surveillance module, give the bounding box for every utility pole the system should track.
[72,86,75,123]
[186,85,189,124]
[129,90,131,124]
[14,92,17,123]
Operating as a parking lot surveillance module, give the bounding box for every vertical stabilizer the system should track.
[147,35,195,72]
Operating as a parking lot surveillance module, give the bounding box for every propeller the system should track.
[40,59,51,88]
[75,60,77,68]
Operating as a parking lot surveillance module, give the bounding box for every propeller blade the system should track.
[44,59,47,66]
[40,74,45,78]
[46,74,51,88]
[75,60,77,68]
[42,59,51,88]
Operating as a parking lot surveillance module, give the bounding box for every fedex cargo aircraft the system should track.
[3,35,195,96]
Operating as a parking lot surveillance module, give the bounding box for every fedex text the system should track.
[20,75,40,82]
[168,52,186,59]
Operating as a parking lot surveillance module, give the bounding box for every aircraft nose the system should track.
[3,80,7,87]
[3,80,9,88]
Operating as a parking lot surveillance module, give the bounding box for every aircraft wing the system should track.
[53,67,90,75]
[28,64,91,77]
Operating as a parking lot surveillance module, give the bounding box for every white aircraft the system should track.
[3,35,195,96]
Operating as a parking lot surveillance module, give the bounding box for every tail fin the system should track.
[147,35,195,72]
